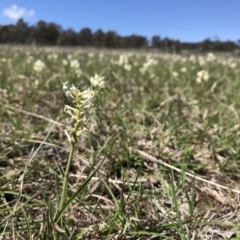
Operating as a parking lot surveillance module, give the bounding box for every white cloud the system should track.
[3,4,35,20]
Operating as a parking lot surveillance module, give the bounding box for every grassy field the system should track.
[1,46,240,239]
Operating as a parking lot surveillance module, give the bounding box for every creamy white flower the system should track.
[70,84,77,92]
[88,52,95,58]
[227,58,237,69]
[80,88,95,108]
[33,60,45,72]
[90,74,105,88]
[63,82,95,109]
[47,53,58,60]
[124,64,132,71]
[62,59,68,66]
[99,53,104,60]
[229,62,237,68]
[172,71,179,78]
[62,81,68,91]
[75,68,82,77]
[180,67,187,73]
[189,55,196,63]
[207,52,216,62]
[139,57,158,74]
[139,66,147,74]
[34,79,39,87]
[145,57,158,67]
[70,59,80,69]
[198,56,206,66]
[196,70,209,83]
[180,57,187,63]
[119,54,129,66]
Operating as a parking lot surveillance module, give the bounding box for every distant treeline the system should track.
[0,19,239,52]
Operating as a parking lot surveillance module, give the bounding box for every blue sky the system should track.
[0,0,239,42]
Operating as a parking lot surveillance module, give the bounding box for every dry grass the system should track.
[1,46,240,239]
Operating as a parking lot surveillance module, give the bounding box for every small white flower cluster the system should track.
[62,73,105,143]
[72,60,82,77]
[62,59,68,66]
[119,54,132,71]
[63,82,96,142]
[0,58,12,68]
[90,74,105,88]
[63,82,95,110]
[62,57,82,77]
[229,61,237,69]
[196,70,209,83]
[221,58,237,69]
[33,59,45,73]
[47,53,58,61]
[189,55,197,63]
[118,54,129,66]
[198,56,206,66]
[172,67,187,79]
[98,53,104,60]
[112,53,132,71]
[70,59,80,69]
[179,57,187,63]
[206,52,216,62]
[88,52,95,58]
[172,71,179,78]
[139,56,158,74]
[180,67,187,73]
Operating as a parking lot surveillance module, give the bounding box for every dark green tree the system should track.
[92,29,105,47]
[151,35,161,48]
[78,28,92,46]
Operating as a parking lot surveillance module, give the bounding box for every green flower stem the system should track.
[59,141,75,212]
[59,111,81,212]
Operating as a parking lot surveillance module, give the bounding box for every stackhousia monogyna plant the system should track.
[55,75,104,237]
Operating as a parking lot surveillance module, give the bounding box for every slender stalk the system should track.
[59,107,81,211]
[59,141,75,212]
